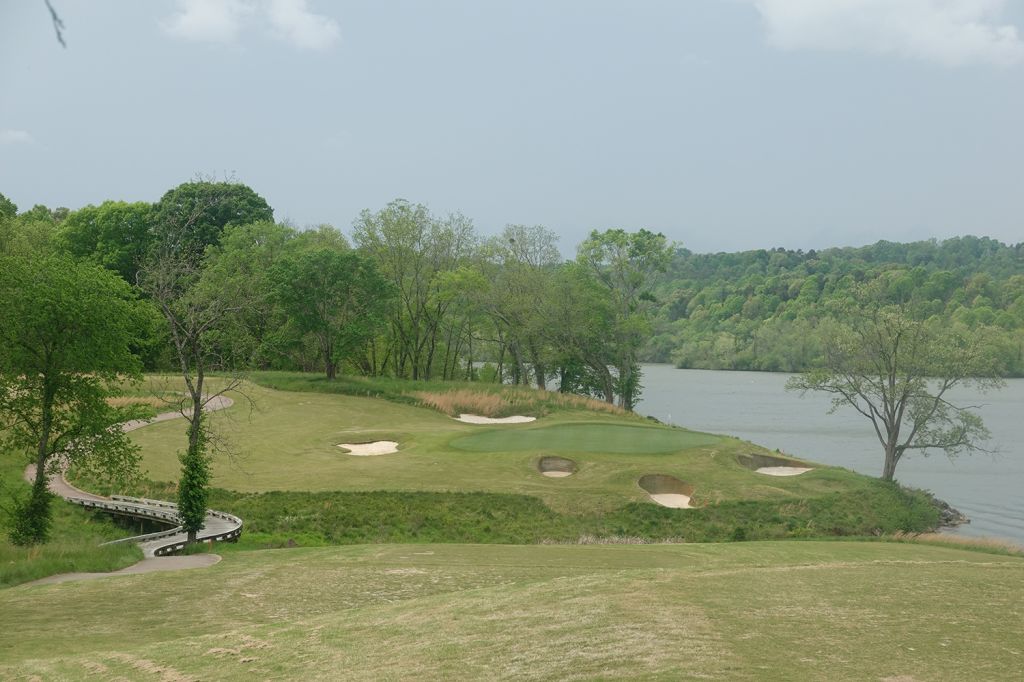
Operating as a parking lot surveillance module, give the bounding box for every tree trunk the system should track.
[882,445,898,482]
[16,376,58,544]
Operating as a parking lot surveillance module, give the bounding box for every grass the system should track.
[63,372,940,546]
[450,422,722,453]
[118,376,902,517]
[1,541,1021,680]
[0,457,143,588]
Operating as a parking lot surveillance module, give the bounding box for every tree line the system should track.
[1,180,670,543]
[647,237,1024,376]
[2,179,1015,540]
[1,182,671,408]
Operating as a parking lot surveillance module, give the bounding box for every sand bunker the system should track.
[455,414,536,424]
[538,456,577,478]
[338,441,399,456]
[756,466,814,476]
[639,474,695,509]
[736,453,813,477]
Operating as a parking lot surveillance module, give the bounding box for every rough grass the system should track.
[248,371,628,418]
[413,387,626,418]
[886,530,1024,556]
[2,542,1022,680]
[105,395,165,410]
[0,458,143,588]
[117,377,879,514]
[450,422,721,453]
[79,476,939,551]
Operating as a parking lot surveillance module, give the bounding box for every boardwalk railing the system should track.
[65,494,243,557]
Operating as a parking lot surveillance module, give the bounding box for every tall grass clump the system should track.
[412,387,627,418]
[248,371,628,418]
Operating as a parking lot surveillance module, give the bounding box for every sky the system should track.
[1,0,1022,254]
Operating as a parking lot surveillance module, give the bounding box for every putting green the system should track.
[450,423,721,454]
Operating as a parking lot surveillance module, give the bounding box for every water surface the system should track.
[634,364,1024,544]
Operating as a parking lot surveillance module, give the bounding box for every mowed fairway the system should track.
[3,542,1022,680]
[126,381,870,513]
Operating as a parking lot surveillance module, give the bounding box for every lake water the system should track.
[634,364,1024,544]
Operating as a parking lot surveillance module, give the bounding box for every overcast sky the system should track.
[1,1,1022,253]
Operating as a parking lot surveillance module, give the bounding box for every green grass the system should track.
[2,541,1021,680]
[0,457,143,588]
[73,373,941,544]
[120,376,895,516]
[450,422,721,453]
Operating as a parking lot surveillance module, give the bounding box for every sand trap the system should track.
[737,453,814,476]
[639,474,695,509]
[455,414,536,424]
[649,493,692,509]
[538,456,577,478]
[756,466,814,477]
[338,441,399,456]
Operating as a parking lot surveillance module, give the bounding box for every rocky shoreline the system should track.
[931,495,970,529]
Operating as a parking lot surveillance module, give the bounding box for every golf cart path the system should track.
[22,395,241,584]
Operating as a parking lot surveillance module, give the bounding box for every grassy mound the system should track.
[3,542,1022,680]
[450,423,720,453]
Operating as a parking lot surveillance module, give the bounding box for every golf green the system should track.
[449,423,721,454]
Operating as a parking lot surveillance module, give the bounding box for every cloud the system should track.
[748,0,1024,66]
[161,0,338,50]
[0,130,34,145]
[266,0,340,50]
[161,0,254,44]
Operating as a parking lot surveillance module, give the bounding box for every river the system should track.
[634,364,1024,544]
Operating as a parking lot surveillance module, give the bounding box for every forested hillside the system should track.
[4,183,1021,396]
[647,237,1024,376]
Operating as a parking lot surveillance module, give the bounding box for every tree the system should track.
[787,298,1004,482]
[577,228,672,409]
[476,225,562,387]
[151,180,273,262]
[0,203,62,258]
[270,249,394,379]
[57,200,154,282]
[140,201,252,543]
[0,255,147,544]
[200,220,298,369]
[353,200,476,379]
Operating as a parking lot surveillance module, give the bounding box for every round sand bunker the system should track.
[338,441,399,456]
[538,456,577,478]
[455,414,536,424]
[638,474,695,509]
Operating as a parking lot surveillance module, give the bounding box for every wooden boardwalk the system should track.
[24,396,243,557]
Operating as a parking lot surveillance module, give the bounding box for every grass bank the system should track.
[3,541,1021,680]
[0,458,143,588]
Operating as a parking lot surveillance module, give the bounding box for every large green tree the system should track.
[787,296,1004,482]
[270,248,394,379]
[353,200,476,379]
[140,197,255,543]
[577,228,672,409]
[151,180,273,262]
[0,255,147,544]
[57,200,154,282]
